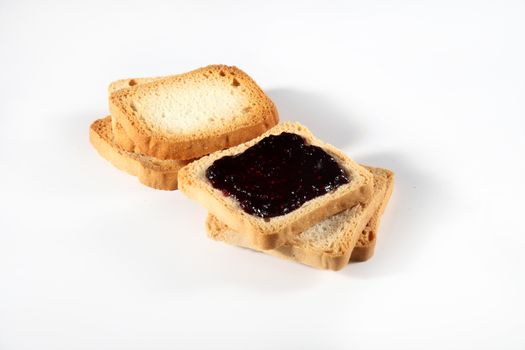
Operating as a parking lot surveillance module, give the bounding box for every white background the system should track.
[1,0,524,349]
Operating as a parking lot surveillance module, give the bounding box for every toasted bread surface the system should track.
[109,65,278,160]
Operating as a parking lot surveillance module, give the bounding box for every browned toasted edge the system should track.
[108,78,164,153]
[349,232,376,262]
[349,169,394,262]
[89,117,188,190]
[112,119,136,152]
[108,65,279,160]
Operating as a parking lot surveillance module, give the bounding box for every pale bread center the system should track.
[136,80,247,134]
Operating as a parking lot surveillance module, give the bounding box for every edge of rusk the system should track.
[89,116,189,190]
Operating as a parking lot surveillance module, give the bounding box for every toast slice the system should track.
[206,167,394,270]
[89,116,190,190]
[109,65,279,160]
[178,122,374,250]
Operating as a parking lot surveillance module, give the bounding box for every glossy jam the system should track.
[205,132,350,218]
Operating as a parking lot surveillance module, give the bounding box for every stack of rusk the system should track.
[89,64,278,190]
[90,65,393,271]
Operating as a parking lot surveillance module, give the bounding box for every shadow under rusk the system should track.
[266,88,365,149]
[340,153,454,278]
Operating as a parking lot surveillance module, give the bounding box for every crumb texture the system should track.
[135,78,249,135]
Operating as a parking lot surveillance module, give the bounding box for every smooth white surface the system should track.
[1,1,524,349]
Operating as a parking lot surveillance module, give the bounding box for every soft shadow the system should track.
[51,110,114,192]
[267,88,365,149]
[52,109,104,162]
[181,242,322,293]
[169,199,321,292]
[87,197,322,295]
[63,109,104,149]
[340,153,455,278]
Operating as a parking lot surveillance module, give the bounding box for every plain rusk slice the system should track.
[178,122,374,251]
[109,64,279,160]
[206,167,394,270]
[89,116,190,190]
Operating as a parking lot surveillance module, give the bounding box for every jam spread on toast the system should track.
[205,132,349,218]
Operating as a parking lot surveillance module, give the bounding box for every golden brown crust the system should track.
[349,170,394,262]
[206,167,394,270]
[108,65,279,160]
[112,120,136,152]
[179,122,374,251]
[348,230,376,262]
[89,116,190,190]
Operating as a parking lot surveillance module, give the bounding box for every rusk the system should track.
[178,122,374,250]
[206,167,394,270]
[108,65,279,160]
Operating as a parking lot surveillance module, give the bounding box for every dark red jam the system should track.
[205,132,350,218]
